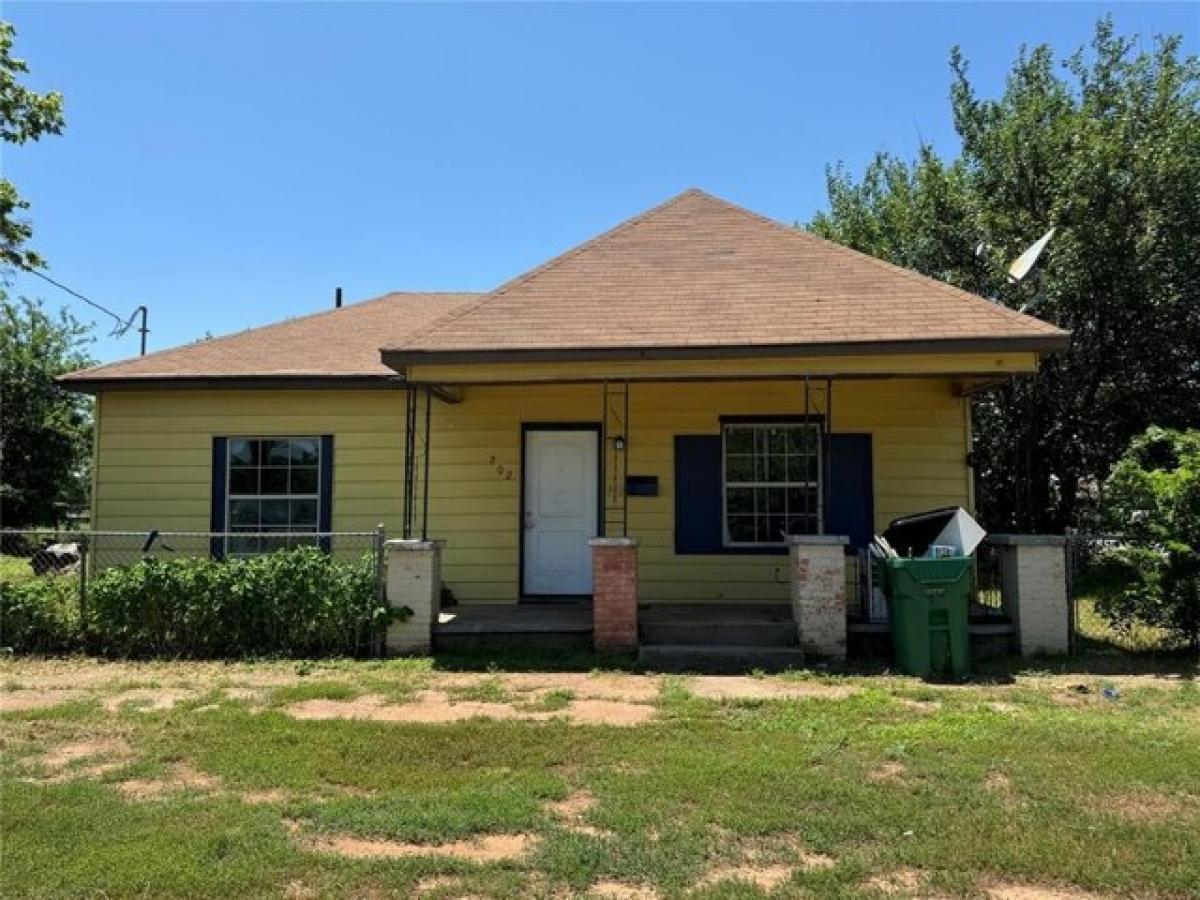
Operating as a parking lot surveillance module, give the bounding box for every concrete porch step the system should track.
[640,620,798,647]
[433,603,593,652]
[638,603,798,648]
[638,643,805,674]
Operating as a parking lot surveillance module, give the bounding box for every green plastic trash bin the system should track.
[883,556,972,679]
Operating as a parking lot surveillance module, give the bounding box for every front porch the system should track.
[381,355,1064,668]
[393,534,1068,670]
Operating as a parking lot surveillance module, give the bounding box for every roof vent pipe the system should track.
[335,287,343,309]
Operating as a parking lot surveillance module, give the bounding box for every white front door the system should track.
[523,429,599,596]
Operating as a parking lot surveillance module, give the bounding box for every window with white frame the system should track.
[722,422,821,546]
[226,437,322,555]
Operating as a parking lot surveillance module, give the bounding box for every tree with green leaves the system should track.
[810,17,1200,532]
[1,20,65,270]
[1,292,94,527]
[1083,427,1200,653]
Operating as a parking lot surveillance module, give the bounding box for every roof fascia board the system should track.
[382,334,1068,368]
[58,375,406,394]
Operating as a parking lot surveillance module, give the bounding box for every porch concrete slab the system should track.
[434,603,593,635]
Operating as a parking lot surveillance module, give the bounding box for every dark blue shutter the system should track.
[210,437,228,559]
[825,433,874,549]
[318,435,334,552]
[674,435,723,554]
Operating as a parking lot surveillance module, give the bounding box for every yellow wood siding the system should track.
[94,390,408,533]
[92,377,972,605]
[425,378,970,604]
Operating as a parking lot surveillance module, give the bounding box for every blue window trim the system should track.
[210,437,228,559]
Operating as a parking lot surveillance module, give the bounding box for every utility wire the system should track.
[18,263,140,337]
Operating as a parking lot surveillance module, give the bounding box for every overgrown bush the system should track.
[86,547,391,658]
[1082,427,1200,653]
[0,573,81,653]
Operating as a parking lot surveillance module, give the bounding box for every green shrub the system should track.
[1083,427,1200,653]
[0,574,81,653]
[86,547,390,659]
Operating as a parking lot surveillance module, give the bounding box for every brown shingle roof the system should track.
[384,189,1067,363]
[63,189,1068,388]
[61,292,479,387]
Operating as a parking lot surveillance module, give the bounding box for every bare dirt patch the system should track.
[104,688,196,712]
[739,832,837,869]
[798,850,836,869]
[544,789,612,836]
[0,689,85,713]
[897,697,942,713]
[414,875,467,896]
[437,672,663,704]
[987,701,1023,715]
[42,737,126,769]
[241,788,290,805]
[867,761,910,784]
[985,882,1109,900]
[985,770,1013,794]
[588,881,658,900]
[301,831,534,863]
[286,691,655,727]
[34,737,132,782]
[1101,789,1193,823]
[688,676,857,701]
[698,863,795,891]
[547,789,598,820]
[566,699,655,726]
[288,692,535,724]
[117,762,222,801]
[865,868,927,895]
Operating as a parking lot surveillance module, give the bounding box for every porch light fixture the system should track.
[614,436,626,451]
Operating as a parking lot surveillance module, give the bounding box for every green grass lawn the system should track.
[1075,596,1182,655]
[2,656,1198,899]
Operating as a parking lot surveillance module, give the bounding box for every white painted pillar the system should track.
[989,534,1070,656]
[384,539,443,655]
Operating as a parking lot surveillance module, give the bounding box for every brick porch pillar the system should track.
[989,534,1070,656]
[384,539,443,655]
[788,535,850,661]
[590,537,639,652]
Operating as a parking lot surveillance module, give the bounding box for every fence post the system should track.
[1064,527,1082,656]
[373,523,387,656]
[77,533,89,632]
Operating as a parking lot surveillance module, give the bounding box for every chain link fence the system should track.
[845,541,1011,624]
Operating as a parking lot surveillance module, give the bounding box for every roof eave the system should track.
[57,373,407,394]
[381,333,1070,369]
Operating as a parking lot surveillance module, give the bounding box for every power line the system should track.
[17,263,149,354]
[18,263,126,328]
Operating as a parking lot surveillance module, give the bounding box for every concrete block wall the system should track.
[591,538,639,652]
[788,535,850,660]
[384,539,443,654]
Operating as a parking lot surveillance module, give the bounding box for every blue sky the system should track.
[5,2,1196,363]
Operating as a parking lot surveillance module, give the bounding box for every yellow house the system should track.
[63,190,1067,657]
